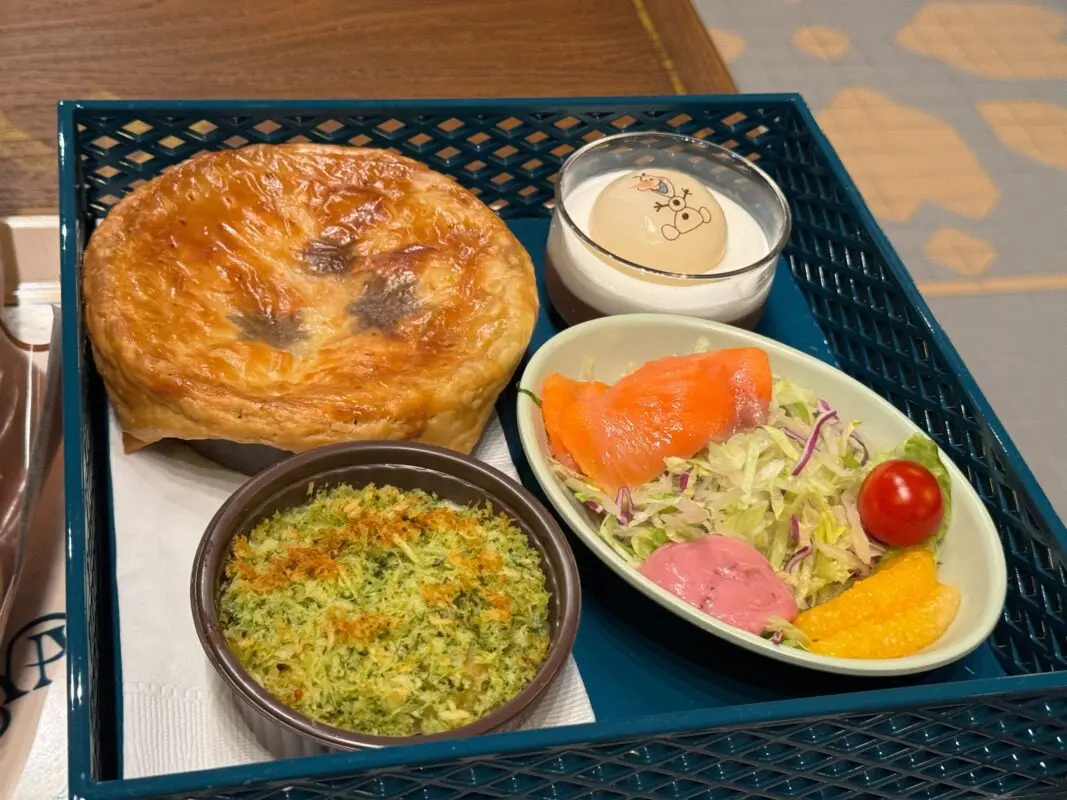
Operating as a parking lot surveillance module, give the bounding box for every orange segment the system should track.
[794,548,938,641]
[809,583,961,659]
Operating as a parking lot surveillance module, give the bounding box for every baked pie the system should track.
[83,144,538,455]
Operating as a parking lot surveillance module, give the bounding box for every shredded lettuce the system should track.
[763,616,812,650]
[896,435,952,547]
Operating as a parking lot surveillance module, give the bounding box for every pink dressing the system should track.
[639,535,798,634]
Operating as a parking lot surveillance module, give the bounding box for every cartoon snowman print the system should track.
[633,172,714,241]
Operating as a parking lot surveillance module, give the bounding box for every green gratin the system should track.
[219,483,552,737]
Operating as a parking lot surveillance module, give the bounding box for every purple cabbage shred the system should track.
[615,487,634,525]
[785,544,813,572]
[791,411,839,475]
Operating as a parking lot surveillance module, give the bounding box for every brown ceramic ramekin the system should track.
[190,441,581,757]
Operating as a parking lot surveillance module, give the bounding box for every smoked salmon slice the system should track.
[542,348,772,493]
[540,373,609,470]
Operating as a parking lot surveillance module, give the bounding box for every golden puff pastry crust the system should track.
[83,144,538,454]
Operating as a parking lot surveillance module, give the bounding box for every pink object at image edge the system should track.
[639,535,797,634]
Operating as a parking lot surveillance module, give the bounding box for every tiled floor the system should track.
[693,0,1067,521]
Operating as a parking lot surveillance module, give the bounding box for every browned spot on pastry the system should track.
[346,244,432,332]
[348,271,419,332]
[302,237,354,275]
[231,308,307,349]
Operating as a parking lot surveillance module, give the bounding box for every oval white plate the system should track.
[516,314,1007,677]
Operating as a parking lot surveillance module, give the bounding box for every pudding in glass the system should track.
[545,132,791,329]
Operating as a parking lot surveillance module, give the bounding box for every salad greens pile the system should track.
[551,376,952,613]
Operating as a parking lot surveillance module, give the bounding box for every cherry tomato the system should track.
[858,459,944,546]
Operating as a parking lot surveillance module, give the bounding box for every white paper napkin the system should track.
[109,413,594,779]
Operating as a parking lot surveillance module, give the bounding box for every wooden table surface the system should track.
[0,0,733,219]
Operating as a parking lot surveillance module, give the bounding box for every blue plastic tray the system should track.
[59,96,1067,800]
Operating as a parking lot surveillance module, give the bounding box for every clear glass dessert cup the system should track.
[545,131,792,329]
